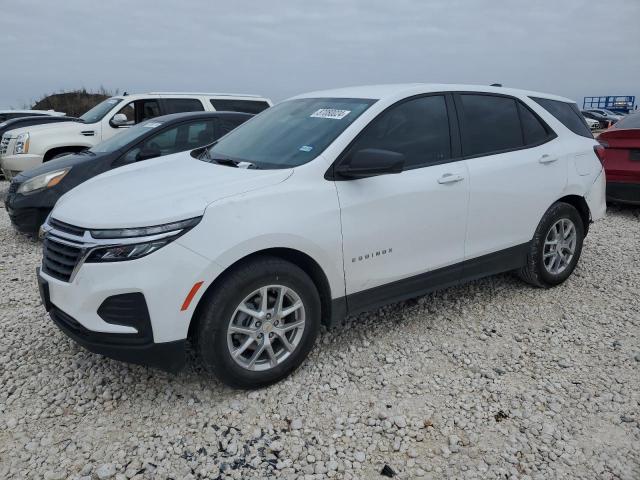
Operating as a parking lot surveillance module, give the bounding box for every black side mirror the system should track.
[334,148,405,179]
[136,148,161,161]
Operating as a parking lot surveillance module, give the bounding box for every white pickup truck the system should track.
[0,92,271,179]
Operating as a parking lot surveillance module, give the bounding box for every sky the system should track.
[1,0,639,110]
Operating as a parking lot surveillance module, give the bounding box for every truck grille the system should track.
[0,136,11,155]
[42,236,84,282]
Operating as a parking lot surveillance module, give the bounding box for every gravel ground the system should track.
[1,179,639,480]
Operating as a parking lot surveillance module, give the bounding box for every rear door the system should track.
[334,94,470,308]
[455,93,565,262]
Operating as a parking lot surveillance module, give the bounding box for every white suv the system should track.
[0,92,271,179]
[38,84,606,388]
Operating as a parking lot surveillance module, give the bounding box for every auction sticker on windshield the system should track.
[310,109,351,120]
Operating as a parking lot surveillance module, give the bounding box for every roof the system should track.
[0,109,65,116]
[149,111,253,123]
[148,92,266,98]
[290,83,575,103]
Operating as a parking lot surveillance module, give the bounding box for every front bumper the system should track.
[4,179,57,234]
[0,153,44,179]
[39,269,187,372]
[607,181,640,205]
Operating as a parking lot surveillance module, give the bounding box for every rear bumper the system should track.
[585,169,607,222]
[606,181,640,205]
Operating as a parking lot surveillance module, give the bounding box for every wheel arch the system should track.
[43,145,89,162]
[187,247,337,342]
[556,194,591,236]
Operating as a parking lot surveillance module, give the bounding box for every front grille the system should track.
[42,237,83,282]
[0,136,10,155]
[49,218,86,237]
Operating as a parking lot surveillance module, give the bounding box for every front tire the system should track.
[196,257,321,389]
[518,202,585,288]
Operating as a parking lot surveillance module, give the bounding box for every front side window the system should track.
[163,98,205,114]
[531,97,592,139]
[345,95,451,168]
[123,120,218,162]
[210,99,270,114]
[205,98,375,169]
[80,98,123,123]
[91,119,167,153]
[458,94,523,156]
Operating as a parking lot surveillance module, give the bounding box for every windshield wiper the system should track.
[210,157,260,169]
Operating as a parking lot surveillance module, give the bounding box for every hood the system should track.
[15,151,102,181]
[51,151,293,229]
[6,121,85,137]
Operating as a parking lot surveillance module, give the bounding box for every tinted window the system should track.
[91,119,167,153]
[346,95,451,168]
[531,97,592,138]
[163,98,205,114]
[518,103,550,145]
[210,99,270,114]
[217,117,246,137]
[459,94,522,156]
[614,112,640,129]
[123,120,217,162]
[206,98,375,169]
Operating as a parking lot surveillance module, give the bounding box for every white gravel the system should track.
[1,179,639,479]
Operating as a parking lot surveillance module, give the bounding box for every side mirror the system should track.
[110,113,129,127]
[136,148,161,161]
[335,148,405,179]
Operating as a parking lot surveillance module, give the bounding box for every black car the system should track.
[5,111,252,234]
[581,110,614,130]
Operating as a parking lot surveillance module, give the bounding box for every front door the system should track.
[333,94,469,310]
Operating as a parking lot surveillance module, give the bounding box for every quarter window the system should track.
[346,95,451,169]
[531,97,592,139]
[458,94,522,156]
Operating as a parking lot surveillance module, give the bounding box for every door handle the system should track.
[539,154,558,164]
[437,173,464,184]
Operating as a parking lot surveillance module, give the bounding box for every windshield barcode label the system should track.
[310,109,351,120]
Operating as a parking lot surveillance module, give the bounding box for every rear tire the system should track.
[518,202,585,288]
[196,257,321,389]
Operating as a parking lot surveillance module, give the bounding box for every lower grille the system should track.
[42,237,83,282]
[0,136,10,155]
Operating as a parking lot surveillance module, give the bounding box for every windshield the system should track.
[90,119,165,153]
[205,97,376,169]
[80,97,123,123]
[614,112,640,129]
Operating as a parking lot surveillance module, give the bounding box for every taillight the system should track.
[593,144,606,166]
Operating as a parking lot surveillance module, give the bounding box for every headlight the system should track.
[17,168,70,194]
[84,216,202,263]
[14,133,30,154]
[90,217,202,239]
[85,237,176,262]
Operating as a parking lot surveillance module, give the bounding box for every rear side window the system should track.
[163,98,205,114]
[531,97,592,138]
[458,94,522,156]
[346,95,451,169]
[210,99,270,114]
[217,117,246,137]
